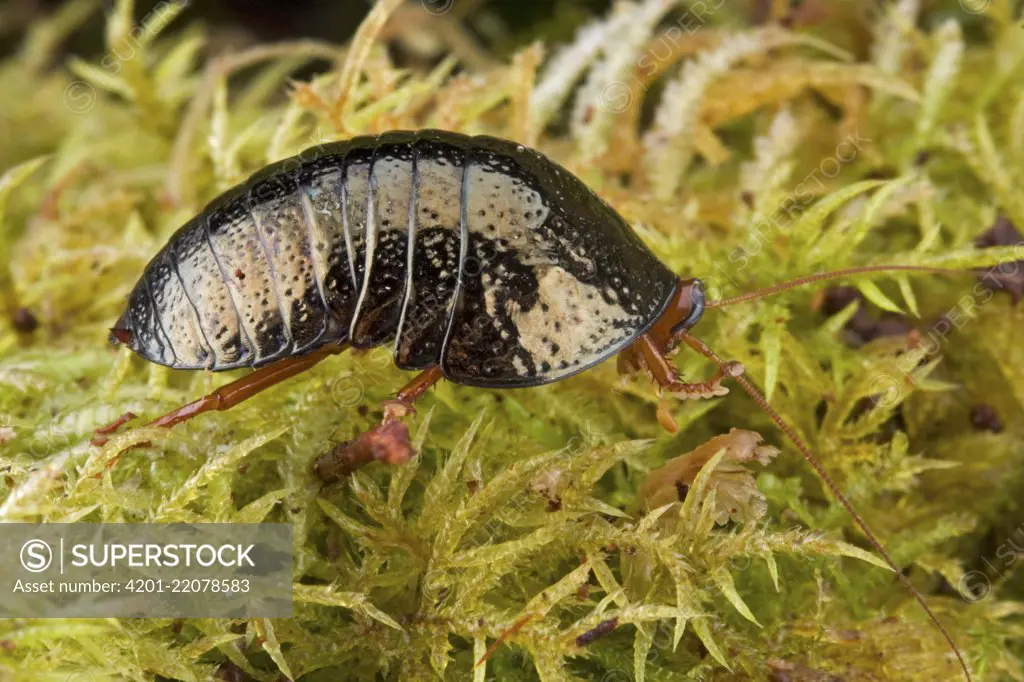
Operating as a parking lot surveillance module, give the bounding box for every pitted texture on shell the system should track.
[145,250,211,368]
[117,130,677,384]
[206,195,290,364]
[173,217,250,368]
[343,149,373,293]
[351,140,416,346]
[249,173,328,352]
[395,138,465,369]
[440,141,676,386]
[120,277,173,366]
[298,161,359,333]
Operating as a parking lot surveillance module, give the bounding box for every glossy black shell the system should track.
[114,130,679,387]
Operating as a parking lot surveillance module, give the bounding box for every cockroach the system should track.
[104,129,978,679]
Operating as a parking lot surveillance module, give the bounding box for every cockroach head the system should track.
[670,279,705,337]
[646,278,706,355]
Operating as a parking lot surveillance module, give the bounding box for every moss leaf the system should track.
[710,566,761,626]
[293,584,402,630]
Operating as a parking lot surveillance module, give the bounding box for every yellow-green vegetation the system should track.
[2,0,1024,679]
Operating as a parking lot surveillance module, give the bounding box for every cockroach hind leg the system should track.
[90,411,140,446]
[146,343,347,430]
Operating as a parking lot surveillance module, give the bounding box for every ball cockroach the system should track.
[105,129,976,678]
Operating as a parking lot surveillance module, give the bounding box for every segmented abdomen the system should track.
[117,130,678,385]
[121,131,462,371]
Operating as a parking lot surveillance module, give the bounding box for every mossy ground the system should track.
[2,0,1024,680]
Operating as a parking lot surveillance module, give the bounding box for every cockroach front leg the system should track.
[632,333,744,398]
[313,366,443,483]
[622,333,744,432]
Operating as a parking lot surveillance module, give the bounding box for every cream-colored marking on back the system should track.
[414,158,463,233]
[165,291,208,367]
[344,158,372,287]
[372,155,414,235]
[299,190,330,313]
[175,227,248,366]
[253,189,323,348]
[460,162,629,378]
[396,157,463,348]
[206,212,287,361]
[486,266,633,372]
[463,164,551,262]
[352,154,414,338]
[303,167,350,298]
[153,258,210,368]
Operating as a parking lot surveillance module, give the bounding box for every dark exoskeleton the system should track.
[113,129,702,386]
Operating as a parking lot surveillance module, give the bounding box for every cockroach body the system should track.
[107,129,976,679]
[113,129,687,385]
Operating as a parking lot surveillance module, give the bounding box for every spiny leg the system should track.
[93,343,348,442]
[314,366,443,483]
[632,333,744,400]
[626,332,741,432]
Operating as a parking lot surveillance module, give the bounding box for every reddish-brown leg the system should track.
[92,343,349,445]
[148,343,349,428]
[618,331,744,433]
[314,365,444,483]
[381,365,444,421]
[630,332,743,400]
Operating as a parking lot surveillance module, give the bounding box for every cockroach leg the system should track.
[312,421,415,483]
[383,365,444,421]
[629,332,744,406]
[313,366,443,483]
[147,343,347,429]
[89,343,348,442]
[95,411,138,434]
[664,361,745,400]
[655,399,678,433]
[90,411,139,446]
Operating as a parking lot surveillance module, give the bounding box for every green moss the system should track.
[2,0,1024,679]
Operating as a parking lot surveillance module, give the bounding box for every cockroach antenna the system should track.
[677,331,973,682]
[705,264,969,309]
